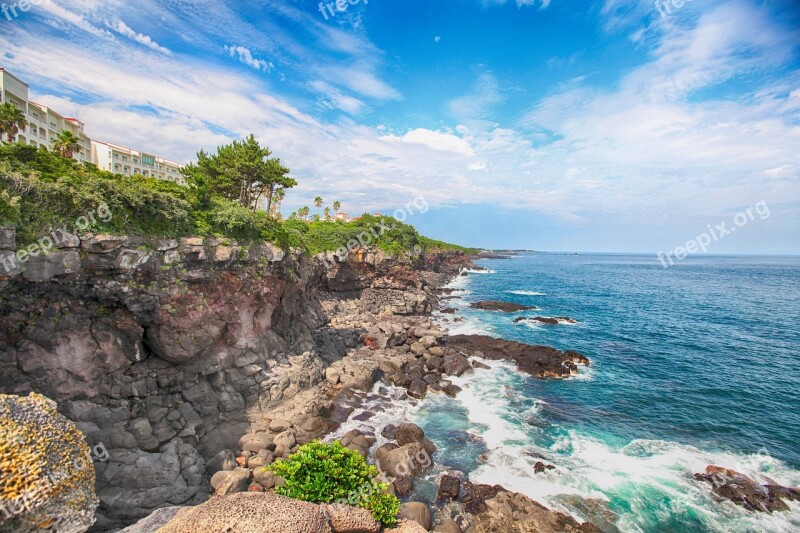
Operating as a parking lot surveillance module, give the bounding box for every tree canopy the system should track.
[181,134,296,214]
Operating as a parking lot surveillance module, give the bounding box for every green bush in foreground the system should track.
[267,440,399,527]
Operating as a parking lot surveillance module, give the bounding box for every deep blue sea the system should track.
[332,253,800,532]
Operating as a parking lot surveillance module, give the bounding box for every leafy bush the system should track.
[267,440,400,527]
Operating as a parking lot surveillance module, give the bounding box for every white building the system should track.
[1,67,184,183]
[0,68,91,164]
[91,140,185,185]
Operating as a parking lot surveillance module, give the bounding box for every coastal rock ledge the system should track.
[444,335,589,378]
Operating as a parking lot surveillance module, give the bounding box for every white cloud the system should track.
[113,21,171,55]
[224,45,273,72]
[381,129,475,157]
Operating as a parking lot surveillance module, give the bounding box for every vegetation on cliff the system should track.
[0,140,474,255]
[267,440,400,527]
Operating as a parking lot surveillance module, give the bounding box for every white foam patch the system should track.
[507,290,547,296]
[463,268,496,274]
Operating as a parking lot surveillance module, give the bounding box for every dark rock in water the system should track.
[443,353,472,377]
[438,474,461,501]
[441,307,457,314]
[445,335,590,378]
[353,410,375,422]
[472,360,491,370]
[460,271,469,277]
[469,301,536,312]
[517,316,579,325]
[533,461,556,474]
[381,424,397,440]
[444,383,462,397]
[394,477,414,496]
[458,481,505,514]
[407,378,428,399]
[454,317,464,323]
[551,494,620,533]
[694,465,800,512]
[396,423,437,456]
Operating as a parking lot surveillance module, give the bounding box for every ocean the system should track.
[331,253,800,532]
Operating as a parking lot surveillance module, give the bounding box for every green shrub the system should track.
[267,440,399,527]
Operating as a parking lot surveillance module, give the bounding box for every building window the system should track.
[122,156,128,162]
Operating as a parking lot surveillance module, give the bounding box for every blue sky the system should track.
[1,0,799,253]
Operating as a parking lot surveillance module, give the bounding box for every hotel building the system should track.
[1,68,184,183]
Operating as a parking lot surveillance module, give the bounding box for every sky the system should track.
[0,0,799,253]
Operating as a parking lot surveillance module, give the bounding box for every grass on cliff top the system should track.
[0,143,475,255]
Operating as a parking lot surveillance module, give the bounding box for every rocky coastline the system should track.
[0,228,604,532]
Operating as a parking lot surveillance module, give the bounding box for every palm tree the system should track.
[333,201,341,215]
[323,206,331,221]
[299,206,310,220]
[314,196,323,218]
[52,130,82,158]
[270,187,286,219]
[0,102,28,143]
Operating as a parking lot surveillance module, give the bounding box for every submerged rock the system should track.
[469,301,537,312]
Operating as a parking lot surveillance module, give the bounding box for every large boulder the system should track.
[384,519,429,533]
[395,423,436,456]
[158,492,332,533]
[442,353,471,377]
[398,502,432,530]
[467,490,601,532]
[322,503,381,533]
[379,443,433,478]
[0,392,99,533]
[210,467,250,496]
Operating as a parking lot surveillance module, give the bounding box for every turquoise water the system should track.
[420,254,800,532]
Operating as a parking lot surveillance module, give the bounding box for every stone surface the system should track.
[694,465,800,513]
[0,392,99,533]
[469,301,536,312]
[434,519,462,533]
[322,503,381,533]
[445,335,590,378]
[466,490,602,532]
[398,502,433,531]
[158,492,332,533]
[118,506,185,533]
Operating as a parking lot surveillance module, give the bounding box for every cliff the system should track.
[0,226,471,530]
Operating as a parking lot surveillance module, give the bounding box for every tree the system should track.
[270,187,286,220]
[180,134,296,212]
[333,201,341,214]
[298,206,310,220]
[323,206,331,221]
[0,102,28,143]
[52,130,82,158]
[314,196,323,218]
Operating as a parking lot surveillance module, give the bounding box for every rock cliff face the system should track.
[0,226,472,531]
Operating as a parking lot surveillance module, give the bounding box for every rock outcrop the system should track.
[0,392,99,533]
[444,335,589,378]
[469,301,536,312]
[0,226,474,530]
[693,465,800,513]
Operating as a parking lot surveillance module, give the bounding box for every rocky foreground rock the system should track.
[0,392,99,533]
